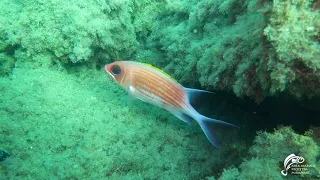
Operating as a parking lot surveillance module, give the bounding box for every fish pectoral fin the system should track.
[128,85,151,105]
[172,112,193,125]
[126,92,138,105]
[125,86,139,103]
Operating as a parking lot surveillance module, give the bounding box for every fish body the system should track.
[104,61,237,147]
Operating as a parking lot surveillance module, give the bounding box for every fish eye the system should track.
[111,65,121,76]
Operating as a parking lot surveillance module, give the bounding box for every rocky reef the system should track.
[136,0,320,102]
[0,0,319,179]
[0,0,319,100]
[218,127,320,179]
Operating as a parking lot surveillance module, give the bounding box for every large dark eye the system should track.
[111,65,121,76]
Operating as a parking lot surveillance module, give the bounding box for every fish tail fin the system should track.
[184,87,239,148]
[195,114,238,148]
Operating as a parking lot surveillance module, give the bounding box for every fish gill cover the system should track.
[0,0,319,179]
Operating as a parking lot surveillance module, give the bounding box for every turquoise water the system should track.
[0,0,319,179]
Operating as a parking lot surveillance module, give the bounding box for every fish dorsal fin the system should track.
[142,63,178,83]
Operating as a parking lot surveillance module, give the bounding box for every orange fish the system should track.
[104,61,237,147]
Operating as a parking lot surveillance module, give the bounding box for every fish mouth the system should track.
[104,65,116,81]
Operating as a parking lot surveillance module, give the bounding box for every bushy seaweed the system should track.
[216,127,320,179]
[0,0,163,65]
[135,0,320,101]
[0,0,319,179]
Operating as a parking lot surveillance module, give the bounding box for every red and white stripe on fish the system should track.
[130,65,188,111]
[104,61,238,148]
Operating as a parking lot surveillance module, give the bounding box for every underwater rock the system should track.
[0,39,7,52]
[0,150,10,162]
[216,126,320,179]
[0,0,163,64]
[264,0,320,98]
[0,53,14,76]
[135,0,320,102]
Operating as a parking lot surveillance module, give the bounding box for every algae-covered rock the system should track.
[0,0,163,64]
[0,40,7,52]
[0,53,14,76]
[0,30,8,52]
[135,0,272,102]
[0,150,10,162]
[135,0,320,101]
[217,127,320,180]
[264,0,320,98]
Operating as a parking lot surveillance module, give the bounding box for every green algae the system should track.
[0,0,319,179]
[217,127,320,179]
[0,61,241,179]
[0,53,14,76]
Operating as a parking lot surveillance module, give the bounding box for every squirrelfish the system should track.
[104,61,237,147]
